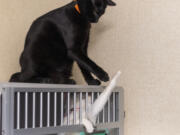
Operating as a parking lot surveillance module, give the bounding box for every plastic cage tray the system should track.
[0,83,124,135]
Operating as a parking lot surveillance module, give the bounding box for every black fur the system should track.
[9,0,116,85]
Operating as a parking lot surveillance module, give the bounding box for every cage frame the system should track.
[0,83,124,135]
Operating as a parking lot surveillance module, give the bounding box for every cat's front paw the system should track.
[97,71,109,82]
[87,79,101,85]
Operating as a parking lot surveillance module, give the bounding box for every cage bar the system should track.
[102,101,105,123]
[47,92,50,127]
[25,92,28,128]
[85,92,88,114]
[67,92,70,125]
[113,92,116,122]
[17,92,20,129]
[79,92,82,124]
[97,92,100,123]
[32,92,36,128]
[54,92,57,126]
[40,92,43,127]
[61,92,64,126]
[108,97,110,122]
[91,92,94,104]
[73,92,76,124]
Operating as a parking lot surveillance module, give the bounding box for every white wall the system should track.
[0,0,180,135]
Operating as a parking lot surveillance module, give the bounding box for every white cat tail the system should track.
[82,71,121,133]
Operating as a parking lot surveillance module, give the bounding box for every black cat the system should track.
[9,0,116,85]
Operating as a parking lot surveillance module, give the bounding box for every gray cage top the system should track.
[0,83,124,135]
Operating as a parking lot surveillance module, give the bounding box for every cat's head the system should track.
[78,0,116,23]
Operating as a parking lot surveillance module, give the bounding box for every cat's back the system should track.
[34,2,74,22]
[25,1,77,40]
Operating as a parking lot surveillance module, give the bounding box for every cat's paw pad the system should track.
[87,79,101,85]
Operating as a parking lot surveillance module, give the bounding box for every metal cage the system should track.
[0,83,124,135]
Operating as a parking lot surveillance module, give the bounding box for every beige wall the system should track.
[1,0,180,135]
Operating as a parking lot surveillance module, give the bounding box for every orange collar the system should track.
[74,0,81,14]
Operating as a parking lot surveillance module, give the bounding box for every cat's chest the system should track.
[77,28,89,42]
[75,23,91,46]
[76,23,90,37]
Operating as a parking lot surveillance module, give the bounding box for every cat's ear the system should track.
[106,0,116,6]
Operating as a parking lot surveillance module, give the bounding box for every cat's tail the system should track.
[9,72,21,82]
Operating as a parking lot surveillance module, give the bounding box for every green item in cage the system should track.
[80,129,109,135]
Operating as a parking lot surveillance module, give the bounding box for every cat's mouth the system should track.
[88,11,100,23]
[88,9,105,23]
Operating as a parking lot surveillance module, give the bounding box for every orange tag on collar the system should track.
[74,0,81,14]
[75,4,80,14]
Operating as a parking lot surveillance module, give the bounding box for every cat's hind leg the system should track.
[9,72,21,82]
